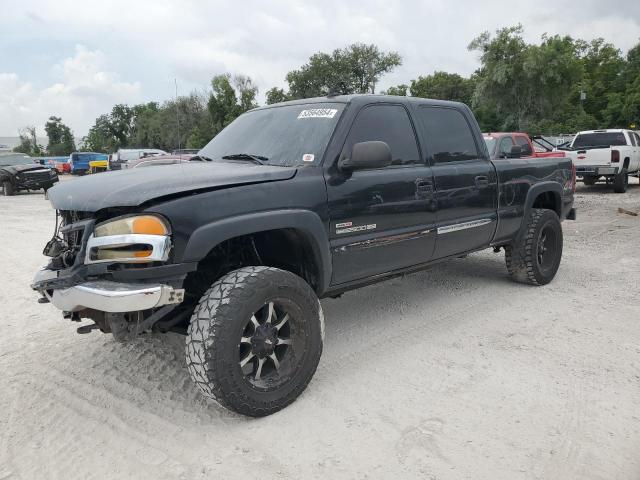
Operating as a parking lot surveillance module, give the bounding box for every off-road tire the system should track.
[505,208,563,286]
[186,266,324,417]
[613,169,628,193]
[2,180,14,196]
[582,176,598,186]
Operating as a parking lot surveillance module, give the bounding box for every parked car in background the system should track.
[123,153,200,169]
[483,132,565,159]
[110,149,168,170]
[35,156,69,171]
[171,149,200,155]
[88,159,109,174]
[69,152,109,175]
[560,129,640,193]
[0,153,58,196]
[55,159,71,174]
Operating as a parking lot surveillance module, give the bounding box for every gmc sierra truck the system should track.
[561,129,640,193]
[32,95,576,416]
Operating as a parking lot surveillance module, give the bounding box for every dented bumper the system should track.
[32,269,184,313]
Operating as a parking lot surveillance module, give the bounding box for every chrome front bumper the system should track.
[33,270,184,313]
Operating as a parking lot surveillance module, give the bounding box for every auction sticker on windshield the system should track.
[297,109,338,119]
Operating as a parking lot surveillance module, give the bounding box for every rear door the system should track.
[326,103,437,285]
[414,106,498,259]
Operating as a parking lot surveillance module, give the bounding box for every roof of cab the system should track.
[251,94,466,110]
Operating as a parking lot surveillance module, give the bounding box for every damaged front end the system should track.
[32,210,189,340]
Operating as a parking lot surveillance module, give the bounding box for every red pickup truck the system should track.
[483,132,564,159]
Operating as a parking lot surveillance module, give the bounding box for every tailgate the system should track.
[568,148,611,167]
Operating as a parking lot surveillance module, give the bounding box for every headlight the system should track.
[94,215,169,237]
[86,215,171,264]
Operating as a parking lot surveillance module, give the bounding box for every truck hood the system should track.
[1,164,49,175]
[48,161,298,211]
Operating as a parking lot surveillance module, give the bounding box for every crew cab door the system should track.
[325,103,437,285]
[414,106,498,259]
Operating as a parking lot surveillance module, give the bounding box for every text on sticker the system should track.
[297,109,338,119]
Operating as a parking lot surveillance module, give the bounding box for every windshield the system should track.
[0,154,34,166]
[573,132,627,148]
[199,103,346,167]
[483,137,497,155]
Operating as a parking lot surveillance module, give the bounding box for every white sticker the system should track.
[302,153,315,162]
[297,108,338,119]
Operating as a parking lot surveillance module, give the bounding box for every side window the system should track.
[498,136,515,157]
[630,132,639,146]
[514,136,533,155]
[417,107,479,163]
[344,104,421,166]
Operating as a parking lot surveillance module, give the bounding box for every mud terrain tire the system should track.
[505,208,563,286]
[613,168,628,193]
[186,266,323,417]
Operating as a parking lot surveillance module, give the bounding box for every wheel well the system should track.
[532,191,561,217]
[182,229,321,308]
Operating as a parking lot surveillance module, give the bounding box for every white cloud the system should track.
[0,45,140,136]
[2,0,639,136]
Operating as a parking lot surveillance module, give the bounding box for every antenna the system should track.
[175,78,181,150]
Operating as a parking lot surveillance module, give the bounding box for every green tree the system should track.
[409,72,475,104]
[265,87,289,104]
[285,43,402,98]
[469,26,583,132]
[13,126,44,156]
[383,84,408,96]
[44,116,76,155]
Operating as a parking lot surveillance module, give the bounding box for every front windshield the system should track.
[0,154,34,166]
[199,103,346,167]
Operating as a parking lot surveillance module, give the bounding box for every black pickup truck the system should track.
[32,95,576,416]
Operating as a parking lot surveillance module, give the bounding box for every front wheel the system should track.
[2,180,14,196]
[505,208,563,285]
[186,266,324,417]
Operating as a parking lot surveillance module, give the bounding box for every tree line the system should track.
[14,25,640,156]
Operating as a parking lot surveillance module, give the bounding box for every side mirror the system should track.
[339,141,392,171]
[508,145,522,158]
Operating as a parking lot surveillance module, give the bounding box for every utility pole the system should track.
[175,78,181,150]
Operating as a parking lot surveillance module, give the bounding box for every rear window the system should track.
[573,132,627,148]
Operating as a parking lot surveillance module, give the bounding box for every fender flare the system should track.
[182,209,332,294]
[517,182,563,235]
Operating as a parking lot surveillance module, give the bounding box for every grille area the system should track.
[46,210,94,269]
[22,169,54,182]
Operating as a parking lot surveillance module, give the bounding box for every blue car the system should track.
[69,152,108,175]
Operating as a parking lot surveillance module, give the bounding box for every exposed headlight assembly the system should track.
[86,215,171,264]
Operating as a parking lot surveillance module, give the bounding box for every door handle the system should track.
[416,178,433,191]
[475,176,489,188]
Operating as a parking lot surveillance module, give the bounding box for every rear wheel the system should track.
[2,180,14,196]
[505,208,563,285]
[613,169,628,193]
[186,266,323,417]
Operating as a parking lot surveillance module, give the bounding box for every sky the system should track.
[1,0,639,137]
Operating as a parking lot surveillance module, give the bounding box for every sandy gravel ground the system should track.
[1,178,639,480]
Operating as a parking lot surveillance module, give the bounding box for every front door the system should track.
[414,105,497,259]
[325,103,437,285]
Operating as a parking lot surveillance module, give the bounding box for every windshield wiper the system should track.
[191,154,214,162]
[221,153,268,165]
